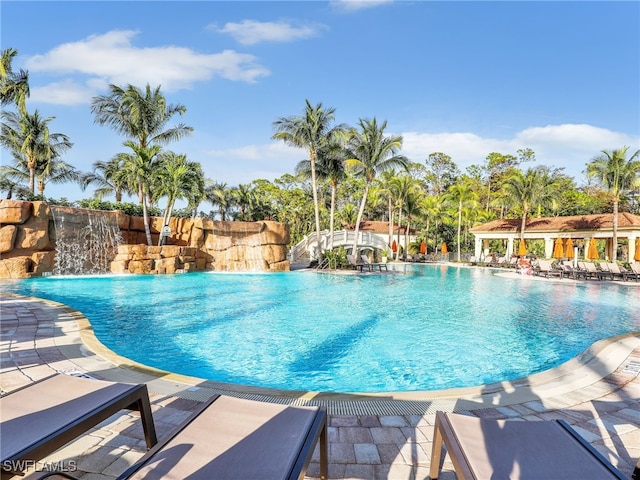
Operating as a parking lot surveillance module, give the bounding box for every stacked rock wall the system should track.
[0,200,290,278]
[0,200,56,278]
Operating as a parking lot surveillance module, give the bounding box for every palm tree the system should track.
[503,167,558,256]
[120,142,162,244]
[295,141,347,251]
[205,181,231,221]
[445,181,479,262]
[272,100,348,262]
[154,152,204,245]
[389,175,420,259]
[1,48,29,115]
[232,183,255,221]
[0,110,72,195]
[91,83,192,244]
[81,156,132,202]
[586,147,640,261]
[344,118,408,256]
[36,156,80,196]
[375,170,398,250]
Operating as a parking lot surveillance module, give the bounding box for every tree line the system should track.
[2,48,639,259]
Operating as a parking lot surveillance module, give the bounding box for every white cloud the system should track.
[330,0,394,13]
[210,20,326,45]
[399,124,640,181]
[24,30,270,105]
[203,142,305,184]
[29,79,97,105]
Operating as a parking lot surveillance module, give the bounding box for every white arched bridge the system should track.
[289,229,389,264]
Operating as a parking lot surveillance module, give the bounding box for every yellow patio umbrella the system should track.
[552,238,564,259]
[587,238,599,260]
[518,239,527,256]
[635,238,640,261]
[441,242,448,254]
[565,238,574,259]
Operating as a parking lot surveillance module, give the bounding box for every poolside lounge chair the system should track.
[117,395,327,480]
[346,254,369,272]
[360,254,388,271]
[533,259,563,278]
[603,262,638,281]
[429,411,627,480]
[0,374,157,478]
[578,261,606,280]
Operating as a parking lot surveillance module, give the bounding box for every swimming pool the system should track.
[2,265,639,393]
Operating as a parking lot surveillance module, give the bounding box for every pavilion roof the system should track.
[470,212,640,234]
[358,220,418,235]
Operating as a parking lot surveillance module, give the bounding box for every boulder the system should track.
[0,200,32,224]
[0,225,17,253]
[0,256,32,278]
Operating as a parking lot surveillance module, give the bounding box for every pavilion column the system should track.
[629,235,637,263]
[544,237,553,258]
[507,237,514,260]
[474,237,482,259]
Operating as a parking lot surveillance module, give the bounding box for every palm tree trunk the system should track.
[387,196,394,247]
[28,156,36,195]
[612,200,619,261]
[396,204,403,260]
[352,183,370,256]
[457,201,462,262]
[309,152,323,262]
[329,183,336,251]
[142,196,153,246]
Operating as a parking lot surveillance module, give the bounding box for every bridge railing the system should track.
[289,229,389,263]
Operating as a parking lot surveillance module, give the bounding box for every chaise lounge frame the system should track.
[430,411,627,480]
[0,374,157,479]
[117,394,328,480]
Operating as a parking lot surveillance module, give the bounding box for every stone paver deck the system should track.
[1,292,639,479]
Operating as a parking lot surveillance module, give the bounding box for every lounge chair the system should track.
[360,254,388,271]
[577,261,605,280]
[629,262,640,280]
[117,395,327,480]
[0,374,157,478]
[346,254,369,272]
[603,262,638,281]
[533,259,563,278]
[429,411,627,480]
[559,262,580,279]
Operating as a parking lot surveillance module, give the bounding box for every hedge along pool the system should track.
[2,264,639,393]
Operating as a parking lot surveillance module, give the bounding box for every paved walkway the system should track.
[1,293,639,479]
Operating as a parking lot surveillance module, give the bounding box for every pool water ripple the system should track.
[2,264,638,393]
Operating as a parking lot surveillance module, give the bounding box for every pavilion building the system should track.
[469,212,640,262]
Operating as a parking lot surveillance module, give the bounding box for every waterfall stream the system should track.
[51,207,122,275]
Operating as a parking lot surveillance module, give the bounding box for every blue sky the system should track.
[2,0,639,202]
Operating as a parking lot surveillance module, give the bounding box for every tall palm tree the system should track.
[375,170,398,250]
[154,152,204,245]
[36,156,79,196]
[205,181,231,221]
[445,181,479,262]
[232,183,255,221]
[389,175,420,259]
[586,147,640,261]
[418,195,442,254]
[503,167,558,256]
[0,110,72,195]
[344,118,408,256]
[91,83,192,244]
[81,156,132,202]
[119,142,162,245]
[1,48,29,115]
[272,100,348,261]
[295,141,347,251]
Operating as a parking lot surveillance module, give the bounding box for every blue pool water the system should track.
[2,264,639,393]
